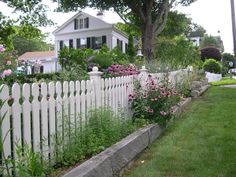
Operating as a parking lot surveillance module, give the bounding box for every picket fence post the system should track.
[88,66,103,108]
[139,65,148,89]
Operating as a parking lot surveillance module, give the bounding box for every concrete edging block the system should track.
[63,124,164,177]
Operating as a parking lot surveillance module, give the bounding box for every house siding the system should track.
[112,31,128,53]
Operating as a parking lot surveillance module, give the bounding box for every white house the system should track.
[53,11,129,57]
[18,51,58,73]
[190,36,202,46]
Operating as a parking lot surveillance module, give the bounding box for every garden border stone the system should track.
[62,85,208,177]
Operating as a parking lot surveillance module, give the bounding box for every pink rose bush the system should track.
[130,74,180,126]
[0,44,16,80]
[107,64,139,76]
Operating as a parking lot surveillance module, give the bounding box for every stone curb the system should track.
[63,124,165,177]
[63,85,209,177]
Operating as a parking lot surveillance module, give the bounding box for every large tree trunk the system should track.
[142,23,155,61]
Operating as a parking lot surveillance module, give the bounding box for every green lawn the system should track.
[123,87,236,177]
[210,77,236,86]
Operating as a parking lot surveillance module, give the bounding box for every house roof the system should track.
[52,11,112,35]
[18,51,55,61]
[52,11,128,38]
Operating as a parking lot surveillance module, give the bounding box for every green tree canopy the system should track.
[0,0,54,49]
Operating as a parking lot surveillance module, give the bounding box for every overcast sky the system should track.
[0,0,235,53]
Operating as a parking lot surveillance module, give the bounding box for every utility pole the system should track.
[231,0,236,65]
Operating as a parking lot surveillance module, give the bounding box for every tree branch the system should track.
[153,0,175,35]
[113,7,140,30]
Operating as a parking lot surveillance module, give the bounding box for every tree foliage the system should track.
[155,35,200,69]
[189,24,206,37]
[161,11,192,37]
[200,35,224,52]
[0,0,54,49]
[12,35,53,56]
[201,47,222,61]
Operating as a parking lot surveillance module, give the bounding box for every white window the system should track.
[81,38,87,48]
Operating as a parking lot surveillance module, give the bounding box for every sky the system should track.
[0,0,235,53]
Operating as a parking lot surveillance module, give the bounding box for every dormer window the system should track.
[84,17,89,28]
[79,19,83,29]
[74,19,78,30]
[74,17,89,30]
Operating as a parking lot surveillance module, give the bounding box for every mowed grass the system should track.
[210,77,236,86]
[123,87,236,177]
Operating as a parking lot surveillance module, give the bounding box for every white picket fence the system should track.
[0,67,134,173]
[0,66,191,174]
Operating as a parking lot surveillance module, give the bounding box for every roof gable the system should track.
[53,11,112,35]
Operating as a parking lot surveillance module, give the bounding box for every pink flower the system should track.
[128,94,134,101]
[161,91,166,96]
[0,44,6,52]
[160,111,167,116]
[6,60,11,65]
[148,109,154,113]
[2,69,12,78]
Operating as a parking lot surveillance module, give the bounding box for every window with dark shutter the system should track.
[120,40,123,52]
[69,39,73,48]
[76,38,81,49]
[87,37,91,48]
[117,39,120,46]
[125,43,128,53]
[74,19,78,30]
[91,37,96,49]
[59,40,64,50]
[84,17,89,28]
[102,35,107,44]
[79,19,83,29]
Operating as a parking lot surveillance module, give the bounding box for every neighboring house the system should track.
[53,11,129,57]
[190,36,203,47]
[18,51,58,74]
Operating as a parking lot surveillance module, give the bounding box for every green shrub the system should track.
[203,58,222,74]
[93,53,113,69]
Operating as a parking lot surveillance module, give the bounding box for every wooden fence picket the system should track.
[0,85,11,174]
[31,83,40,152]
[11,83,22,157]
[48,82,56,161]
[40,82,49,159]
[22,84,31,147]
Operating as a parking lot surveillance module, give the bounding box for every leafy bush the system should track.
[59,47,93,70]
[130,74,180,126]
[54,108,138,169]
[93,53,113,70]
[201,47,221,61]
[203,59,222,74]
[155,36,200,69]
